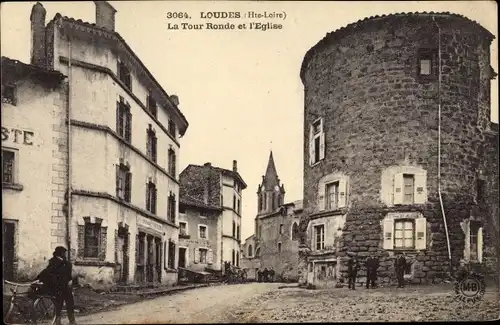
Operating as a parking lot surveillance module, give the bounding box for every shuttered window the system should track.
[403,174,415,204]
[314,225,325,250]
[309,118,325,166]
[199,248,208,264]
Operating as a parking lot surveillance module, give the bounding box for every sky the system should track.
[1,1,497,241]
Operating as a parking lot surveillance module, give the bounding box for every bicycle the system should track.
[3,280,57,325]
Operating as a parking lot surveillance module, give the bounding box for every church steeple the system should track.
[257,151,285,215]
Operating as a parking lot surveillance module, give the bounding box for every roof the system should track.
[1,56,66,85]
[300,12,496,82]
[51,13,189,136]
[179,194,222,212]
[263,151,280,188]
[185,163,247,189]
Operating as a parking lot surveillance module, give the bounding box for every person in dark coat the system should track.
[394,253,407,288]
[456,259,469,283]
[269,267,275,283]
[36,246,76,325]
[366,255,379,289]
[262,268,269,283]
[347,254,360,290]
[257,269,262,282]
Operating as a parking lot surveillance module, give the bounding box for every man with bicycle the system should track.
[35,246,77,325]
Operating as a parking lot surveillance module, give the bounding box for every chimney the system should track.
[170,95,180,106]
[30,2,46,67]
[232,160,237,172]
[94,1,117,31]
[203,162,211,168]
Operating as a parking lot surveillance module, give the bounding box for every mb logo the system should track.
[454,273,486,307]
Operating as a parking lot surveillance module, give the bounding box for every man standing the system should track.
[347,253,360,290]
[36,246,77,325]
[257,269,262,282]
[262,268,269,283]
[394,253,407,288]
[366,255,380,289]
[269,267,275,283]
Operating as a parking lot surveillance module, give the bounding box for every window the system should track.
[477,179,486,202]
[403,174,415,204]
[147,92,157,118]
[236,225,240,240]
[255,247,260,257]
[236,252,239,267]
[199,225,207,239]
[179,222,187,236]
[116,164,131,202]
[470,221,481,262]
[232,249,235,265]
[84,222,101,258]
[278,242,282,253]
[168,119,176,138]
[271,192,276,210]
[279,224,284,235]
[168,241,176,269]
[309,118,325,166]
[116,99,132,143]
[168,148,176,176]
[292,222,299,241]
[146,181,157,214]
[199,248,208,264]
[146,126,157,163]
[394,220,414,249]
[1,84,16,105]
[117,61,132,90]
[326,181,339,210]
[237,199,241,215]
[168,193,176,223]
[179,205,186,214]
[233,195,236,210]
[248,244,253,257]
[314,225,325,250]
[2,149,15,184]
[258,195,263,211]
[417,49,436,78]
[232,221,236,238]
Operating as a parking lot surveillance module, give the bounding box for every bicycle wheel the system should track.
[32,296,56,325]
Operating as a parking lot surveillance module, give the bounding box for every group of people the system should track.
[346,252,408,290]
[257,267,275,282]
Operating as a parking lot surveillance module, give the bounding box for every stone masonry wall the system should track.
[300,14,496,285]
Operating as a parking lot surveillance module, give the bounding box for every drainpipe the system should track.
[432,17,452,276]
[66,35,73,262]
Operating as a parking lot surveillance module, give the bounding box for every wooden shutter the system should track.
[414,172,427,204]
[116,102,122,136]
[125,111,132,143]
[477,227,483,263]
[207,249,213,265]
[415,218,427,250]
[98,226,107,261]
[309,126,314,166]
[338,179,347,208]
[464,220,471,262]
[382,219,394,250]
[194,248,199,264]
[125,172,132,202]
[393,173,404,205]
[115,165,121,197]
[319,132,325,161]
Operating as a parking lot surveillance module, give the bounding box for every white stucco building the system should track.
[2,1,189,288]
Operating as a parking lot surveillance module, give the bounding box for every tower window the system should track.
[417,49,437,79]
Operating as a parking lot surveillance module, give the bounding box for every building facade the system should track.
[179,160,247,269]
[2,57,67,281]
[241,152,302,282]
[178,194,223,274]
[298,13,499,288]
[3,1,190,288]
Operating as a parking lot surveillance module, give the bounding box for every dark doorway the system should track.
[178,247,186,268]
[117,227,129,284]
[3,221,16,281]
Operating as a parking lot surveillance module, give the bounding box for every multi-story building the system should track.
[2,57,67,281]
[179,160,247,269]
[298,12,498,288]
[241,152,302,281]
[177,192,223,275]
[3,1,190,288]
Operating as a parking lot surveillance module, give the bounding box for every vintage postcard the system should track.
[1,0,499,324]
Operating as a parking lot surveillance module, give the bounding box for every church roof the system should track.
[262,151,280,188]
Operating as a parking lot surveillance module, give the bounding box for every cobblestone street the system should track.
[74,283,500,323]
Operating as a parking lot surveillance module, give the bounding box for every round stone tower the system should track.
[299,12,498,287]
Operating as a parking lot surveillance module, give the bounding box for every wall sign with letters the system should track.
[1,127,34,146]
